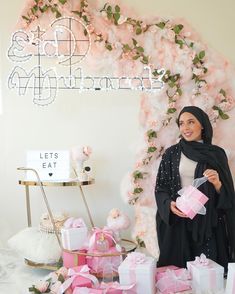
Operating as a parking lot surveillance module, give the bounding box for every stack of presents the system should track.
[29,215,235,294]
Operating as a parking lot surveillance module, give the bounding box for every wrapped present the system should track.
[97,281,135,293]
[156,268,191,294]
[187,254,224,294]
[156,265,179,280]
[89,227,117,250]
[87,246,122,275]
[118,252,156,294]
[62,249,87,268]
[225,263,235,294]
[176,177,209,219]
[61,217,88,250]
[59,265,98,293]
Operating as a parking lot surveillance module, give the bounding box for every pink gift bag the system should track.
[176,176,209,219]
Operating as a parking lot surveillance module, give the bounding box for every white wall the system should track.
[0,0,235,246]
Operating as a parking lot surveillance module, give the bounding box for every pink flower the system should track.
[87,24,95,34]
[165,29,175,42]
[35,281,49,292]
[192,67,204,76]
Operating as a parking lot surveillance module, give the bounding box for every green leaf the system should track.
[105,43,112,50]
[175,38,184,49]
[40,5,49,12]
[34,0,39,4]
[107,5,112,12]
[173,24,184,34]
[123,44,131,52]
[72,10,82,17]
[189,42,194,48]
[141,55,149,64]
[193,56,200,65]
[22,15,30,21]
[156,22,165,29]
[136,27,142,35]
[168,81,175,88]
[147,146,157,153]
[220,113,229,120]
[167,108,177,114]
[31,5,38,14]
[107,12,112,20]
[212,105,220,111]
[177,88,183,96]
[132,55,140,60]
[58,274,65,283]
[198,50,205,59]
[219,89,226,97]
[55,10,62,18]
[133,170,144,180]
[58,0,67,4]
[115,5,120,12]
[132,38,138,46]
[113,12,120,25]
[136,46,144,53]
[133,187,143,194]
[147,129,157,139]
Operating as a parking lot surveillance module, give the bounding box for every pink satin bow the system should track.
[63,217,86,229]
[89,227,119,250]
[193,253,209,266]
[59,265,98,294]
[125,252,146,265]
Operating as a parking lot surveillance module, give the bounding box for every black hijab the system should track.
[177,106,235,261]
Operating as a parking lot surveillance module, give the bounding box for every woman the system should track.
[155,106,235,270]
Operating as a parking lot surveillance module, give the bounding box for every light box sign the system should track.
[26,150,70,181]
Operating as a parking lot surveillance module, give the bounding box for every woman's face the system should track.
[178,112,203,141]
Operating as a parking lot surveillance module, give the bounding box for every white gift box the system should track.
[187,257,224,294]
[225,263,235,294]
[118,253,156,294]
[61,227,88,251]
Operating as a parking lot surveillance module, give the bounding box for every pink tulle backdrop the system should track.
[16,0,235,258]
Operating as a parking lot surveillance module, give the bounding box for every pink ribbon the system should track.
[193,253,209,266]
[89,227,121,251]
[99,281,136,293]
[63,217,86,229]
[125,252,146,265]
[156,269,191,293]
[59,265,98,294]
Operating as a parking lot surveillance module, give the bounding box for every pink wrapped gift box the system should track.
[156,265,179,280]
[156,268,191,294]
[118,252,156,294]
[87,246,122,275]
[61,217,88,251]
[89,227,116,250]
[62,249,87,268]
[59,265,99,293]
[176,185,208,219]
[187,254,224,294]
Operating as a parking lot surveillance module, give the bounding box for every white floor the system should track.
[0,248,50,294]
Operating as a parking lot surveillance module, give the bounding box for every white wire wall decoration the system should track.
[8,16,164,106]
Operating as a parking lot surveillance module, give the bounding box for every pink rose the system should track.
[35,281,49,292]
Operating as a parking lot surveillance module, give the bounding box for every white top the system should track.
[179,153,197,187]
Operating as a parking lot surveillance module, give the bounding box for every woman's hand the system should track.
[170,201,188,218]
[203,169,222,192]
